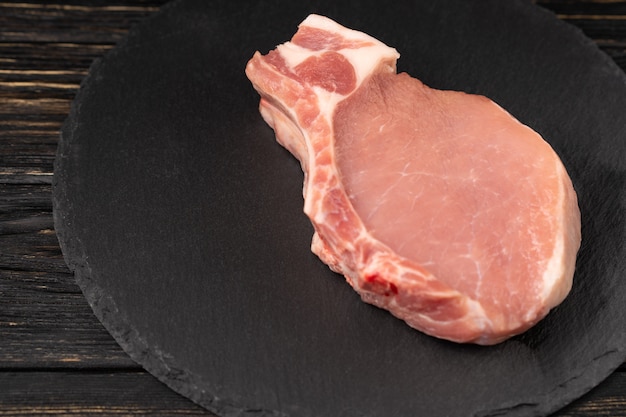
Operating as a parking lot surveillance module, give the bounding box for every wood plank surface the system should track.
[0,370,625,417]
[0,0,625,416]
[0,371,209,416]
[0,0,163,373]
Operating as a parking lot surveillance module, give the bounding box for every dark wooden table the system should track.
[1,1,624,415]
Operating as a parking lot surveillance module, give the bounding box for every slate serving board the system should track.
[52,0,626,416]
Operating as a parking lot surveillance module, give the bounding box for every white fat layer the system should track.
[276,14,400,116]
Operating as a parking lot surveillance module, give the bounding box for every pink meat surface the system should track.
[245,14,582,345]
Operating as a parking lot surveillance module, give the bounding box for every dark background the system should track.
[1,1,625,416]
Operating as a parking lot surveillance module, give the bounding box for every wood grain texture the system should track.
[0,1,162,373]
[0,0,624,416]
[537,0,626,68]
[0,371,210,416]
[0,371,625,417]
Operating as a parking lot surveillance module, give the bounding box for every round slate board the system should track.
[53,0,626,416]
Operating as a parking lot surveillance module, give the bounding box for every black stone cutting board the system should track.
[52,0,626,416]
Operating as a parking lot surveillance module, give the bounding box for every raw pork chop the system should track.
[245,15,581,345]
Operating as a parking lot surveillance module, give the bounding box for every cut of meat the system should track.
[245,14,582,345]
